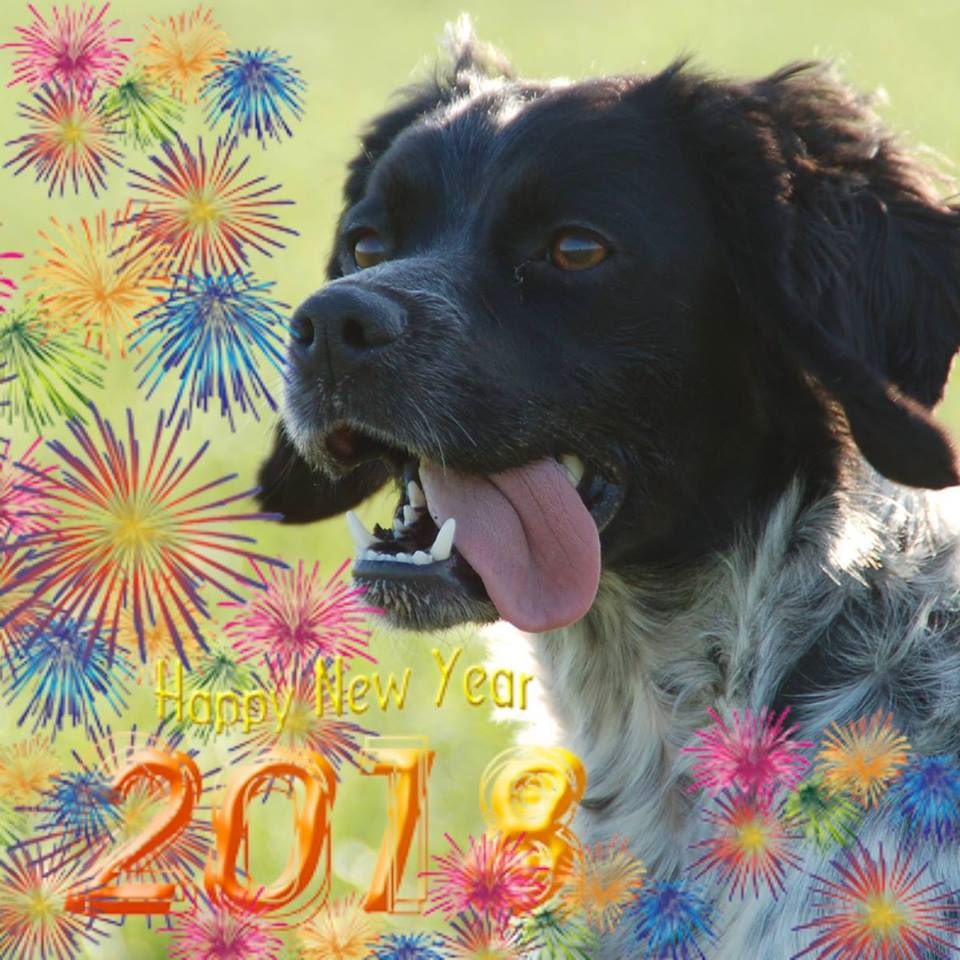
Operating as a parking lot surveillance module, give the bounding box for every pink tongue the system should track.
[419,459,601,632]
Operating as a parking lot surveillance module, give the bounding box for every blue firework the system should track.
[627,879,717,960]
[201,49,305,144]
[130,271,288,430]
[889,754,960,845]
[5,619,132,736]
[24,763,120,851]
[369,932,448,959]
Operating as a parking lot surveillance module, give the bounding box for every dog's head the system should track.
[259,26,960,633]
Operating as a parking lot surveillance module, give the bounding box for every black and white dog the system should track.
[259,24,960,957]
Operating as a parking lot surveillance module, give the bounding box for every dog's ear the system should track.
[666,61,960,488]
[255,427,390,523]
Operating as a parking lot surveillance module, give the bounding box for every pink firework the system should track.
[794,841,960,959]
[2,3,132,96]
[170,897,283,960]
[689,791,804,900]
[126,135,297,276]
[425,832,549,918]
[683,705,813,802]
[0,405,284,663]
[0,251,22,312]
[0,437,59,540]
[224,558,379,673]
[6,83,123,196]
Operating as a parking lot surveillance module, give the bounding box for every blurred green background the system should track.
[1,0,959,956]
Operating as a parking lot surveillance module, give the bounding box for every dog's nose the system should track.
[290,287,407,381]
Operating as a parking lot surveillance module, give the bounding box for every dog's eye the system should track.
[352,231,387,269]
[549,229,609,271]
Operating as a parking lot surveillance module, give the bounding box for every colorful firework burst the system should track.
[368,932,448,960]
[24,764,120,850]
[170,897,284,960]
[131,270,287,430]
[1,405,283,662]
[102,68,184,146]
[783,775,861,848]
[516,902,598,960]
[0,437,59,540]
[426,831,549,918]
[556,837,646,933]
[2,2,132,95]
[126,135,297,276]
[298,893,381,960]
[627,879,717,960]
[683,705,813,802]
[6,83,123,196]
[0,299,105,429]
[0,251,22,312]
[0,734,59,804]
[889,754,960,846]
[0,841,119,959]
[5,618,133,735]
[816,710,911,808]
[139,6,228,103]
[440,909,535,960]
[201,48,305,145]
[223,557,377,673]
[689,791,803,899]
[29,203,166,356]
[794,841,960,959]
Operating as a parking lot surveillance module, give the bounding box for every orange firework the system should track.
[0,735,59,805]
[139,6,228,103]
[298,893,381,960]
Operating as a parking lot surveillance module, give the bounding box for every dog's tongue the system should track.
[419,459,601,632]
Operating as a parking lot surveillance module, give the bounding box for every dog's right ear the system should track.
[255,427,390,523]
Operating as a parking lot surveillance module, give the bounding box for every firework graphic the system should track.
[816,710,911,808]
[556,837,646,933]
[627,879,717,960]
[793,841,960,959]
[0,550,51,668]
[683,705,813,802]
[223,557,377,673]
[298,893,381,960]
[169,897,284,960]
[5,618,133,734]
[0,300,105,430]
[0,405,283,663]
[2,2,132,95]
[783,775,861,849]
[24,765,121,850]
[0,842,119,960]
[516,902,599,960]
[102,68,184,146]
[6,83,123,196]
[0,437,59,540]
[139,6,228,103]
[29,203,166,356]
[0,251,22,312]
[889,755,960,846]
[426,831,549,918]
[440,909,535,960]
[173,643,256,741]
[689,791,803,899]
[130,270,287,430]
[201,48,306,144]
[368,932,448,960]
[0,734,59,804]
[126,134,297,276]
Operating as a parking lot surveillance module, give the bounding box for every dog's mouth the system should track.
[335,425,624,632]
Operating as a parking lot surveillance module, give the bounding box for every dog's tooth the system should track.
[394,552,413,563]
[403,505,419,526]
[412,550,432,565]
[347,511,376,551]
[559,454,585,488]
[362,548,378,561]
[430,517,456,562]
[407,480,426,509]
[392,517,405,534]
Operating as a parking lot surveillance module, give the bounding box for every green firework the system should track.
[785,775,862,848]
[517,903,599,960]
[103,70,185,147]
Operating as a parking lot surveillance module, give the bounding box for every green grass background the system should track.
[0,0,959,956]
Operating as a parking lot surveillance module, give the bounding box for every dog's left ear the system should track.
[666,61,960,488]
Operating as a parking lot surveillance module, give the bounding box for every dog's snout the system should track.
[291,287,407,380]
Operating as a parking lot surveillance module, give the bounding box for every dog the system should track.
[258,22,960,958]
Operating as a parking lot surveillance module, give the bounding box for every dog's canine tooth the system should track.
[412,550,432,565]
[392,517,405,534]
[559,454,585,488]
[430,517,456,561]
[403,505,419,526]
[407,480,427,508]
[347,510,377,551]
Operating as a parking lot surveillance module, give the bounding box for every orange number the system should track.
[360,737,435,913]
[480,746,586,903]
[66,748,202,915]
[205,749,335,916]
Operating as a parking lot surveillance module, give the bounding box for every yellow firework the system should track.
[298,894,381,960]
[0,735,59,804]
[816,710,910,808]
[29,205,165,357]
[557,837,646,933]
[139,6,228,103]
